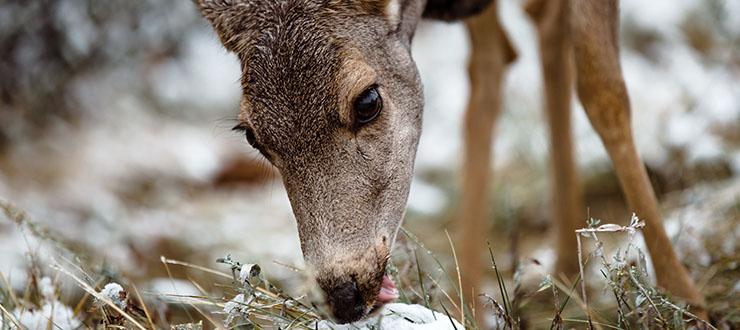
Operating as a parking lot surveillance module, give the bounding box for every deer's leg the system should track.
[525,0,584,278]
[459,0,516,311]
[570,0,706,311]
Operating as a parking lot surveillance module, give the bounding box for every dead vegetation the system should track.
[1,199,737,329]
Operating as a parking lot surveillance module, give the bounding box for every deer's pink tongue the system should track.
[375,275,398,305]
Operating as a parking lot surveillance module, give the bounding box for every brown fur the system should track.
[197,0,426,323]
[570,0,705,313]
[457,0,706,321]
[196,0,706,323]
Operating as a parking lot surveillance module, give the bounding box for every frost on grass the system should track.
[223,293,252,325]
[574,215,714,329]
[214,255,321,328]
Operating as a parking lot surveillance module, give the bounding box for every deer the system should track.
[195,0,707,324]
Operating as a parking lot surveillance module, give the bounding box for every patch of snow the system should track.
[38,277,56,301]
[13,301,81,330]
[686,135,724,163]
[99,282,127,309]
[149,31,241,112]
[514,251,552,290]
[665,179,740,267]
[621,0,699,35]
[664,111,709,148]
[238,264,261,287]
[315,303,464,330]
[725,0,740,35]
[412,21,470,171]
[0,232,49,292]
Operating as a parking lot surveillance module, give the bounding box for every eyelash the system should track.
[232,123,271,161]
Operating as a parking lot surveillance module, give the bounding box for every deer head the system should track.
[196,0,491,323]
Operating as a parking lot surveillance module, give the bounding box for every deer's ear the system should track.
[422,0,493,21]
[196,0,254,52]
[377,0,424,43]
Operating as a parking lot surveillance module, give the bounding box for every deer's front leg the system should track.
[570,0,706,316]
[459,0,516,317]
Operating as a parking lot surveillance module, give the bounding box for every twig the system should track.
[131,284,157,330]
[0,302,22,329]
[160,257,231,279]
[576,231,593,329]
[444,229,464,325]
[487,242,513,322]
[415,250,432,313]
[426,274,460,311]
[439,301,459,330]
[562,318,622,330]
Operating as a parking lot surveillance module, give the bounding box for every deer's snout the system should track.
[313,244,394,323]
[321,278,366,324]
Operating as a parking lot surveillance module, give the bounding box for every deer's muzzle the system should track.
[323,278,366,323]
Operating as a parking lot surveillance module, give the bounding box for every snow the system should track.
[8,274,81,330]
[149,31,241,111]
[620,0,699,35]
[0,0,737,324]
[100,282,127,309]
[664,179,740,267]
[13,301,81,330]
[412,0,740,172]
[238,263,262,287]
[38,277,56,301]
[412,21,470,170]
[315,303,464,330]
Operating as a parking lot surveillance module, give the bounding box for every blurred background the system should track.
[0,0,738,327]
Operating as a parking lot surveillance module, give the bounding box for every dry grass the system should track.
[1,200,736,329]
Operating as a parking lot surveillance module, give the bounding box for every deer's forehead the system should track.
[232,1,391,147]
[235,25,346,150]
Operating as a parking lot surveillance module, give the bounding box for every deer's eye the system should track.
[232,123,273,161]
[233,123,259,148]
[244,127,257,147]
[353,86,382,125]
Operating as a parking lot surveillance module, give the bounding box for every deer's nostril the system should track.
[328,280,365,323]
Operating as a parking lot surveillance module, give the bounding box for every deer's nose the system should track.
[325,279,366,323]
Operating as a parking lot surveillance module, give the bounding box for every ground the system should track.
[0,0,738,329]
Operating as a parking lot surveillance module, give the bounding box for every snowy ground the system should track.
[315,304,465,330]
[0,0,738,328]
